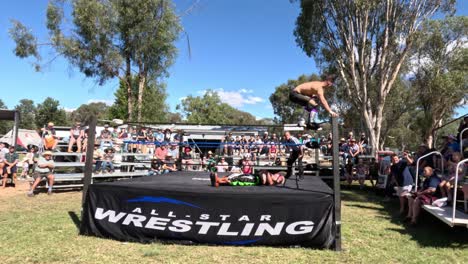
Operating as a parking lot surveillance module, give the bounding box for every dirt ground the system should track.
[0,179,30,198]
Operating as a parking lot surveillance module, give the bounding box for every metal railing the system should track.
[415,151,444,192]
[460,128,468,158]
[451,158,468,226]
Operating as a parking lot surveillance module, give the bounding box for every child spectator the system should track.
[241,153,253,175]
[355,158,369,189]
[93,144,103,173]
[28,151,55,196]
[181,146,193,171]
[100,148,115,173]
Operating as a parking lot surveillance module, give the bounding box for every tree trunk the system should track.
[125,57,133,121]
[137,73,146,122]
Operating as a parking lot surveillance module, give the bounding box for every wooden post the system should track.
[82,116,97,207]
[13,111,20,150]
[332,116,342,251]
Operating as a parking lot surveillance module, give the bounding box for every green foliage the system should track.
[0,99,12,135]
[70,102,110,125]
[14,99,36,130]
[35,97,68,128]
[269,74,320,124]
[10,0,182,120]
[410,17,468,146]
[178,91,257,125]
[108,77,169,123]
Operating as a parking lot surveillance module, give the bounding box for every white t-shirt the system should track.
[35,157,55,174]
[216,162,229,172]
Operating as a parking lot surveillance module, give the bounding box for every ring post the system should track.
[82,116,97,207]
[332,116,341,251]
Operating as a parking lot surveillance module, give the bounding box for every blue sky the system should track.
[0,0,466,119]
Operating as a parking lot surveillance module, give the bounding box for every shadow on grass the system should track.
[341,184,468,248]
[68,211,81,231]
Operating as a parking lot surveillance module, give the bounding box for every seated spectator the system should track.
[148,158,162,176]
[42,122,58,150]
[100,124,113,150]
[440,152,465,204]
[359,133,368,154]
[92,143,103,173]
[2,146,19,188]
[181,146,193,171]
[268,139,278,161]
[204,151,217,172]
[68,122,84,153]
[28,151,55,196]
[162,153,177,173]
[355,158,369,189]
[224,132,235,156]
[259,170,286,185]
[154,128,164,145]
[234,136,241,156]
[100,148,115,173]
[137,127,147,153]
[405,166,441,225]
[22,146,37,179]
[240,134,248,154]
[348,139,360,164]
[216,157,229,173]
[155,143,168,161]
[146,129,155,154]
[167,142,179,160]
[241,153,253,175]
[163,128,172,142]
[129,126,138,153]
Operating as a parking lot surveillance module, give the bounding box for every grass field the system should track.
[0,184,467,264]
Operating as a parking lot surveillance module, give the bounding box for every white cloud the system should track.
[63,107,77,112]
[179,96,187,101]
[196,88,265,108]
[87,99,114,106]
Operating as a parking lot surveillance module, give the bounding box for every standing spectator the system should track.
[405,166,441,225]
[283,131,304,179]
[128,126,138,153]
[137,127,147,153]
[389,153,414,214]
[216,157,229,173]
[2,146,19,188]
[118,127,129,152]
[368,158,379,187]
[146,129,155,154]
[224,132,235,156]
[100,124,113,150]
[42,122,58,151]
[163,129,172,142]
[28,151,55,196]
[359,133,368,154]
[100,148,115,173]
[355,158,369,189]
[68,122,84,153]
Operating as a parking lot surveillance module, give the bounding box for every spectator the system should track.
[2,146,19,188]
[440,152,465,204]
[347,131,354,141]
[456,116,468,142]
[163,128,172,142]
[204,151,217,172]
[234,136,241,156]
[20,147,36,179]
[181,145,194,171]
[359,133,368,154]
[68,122,84,153]
[100,148,115,173]
[240,134,248,154]
[154,128,165,145]
[284,131,304,179]
[240,153,253,175]
[259,170,286,185]
[155,143,168,161]
[128,126,138,153]
[93,143,103,173]
[389,153,414,214]
[348,139,360,164]
[28,151,55,196]
[146,129,155,154]
[81,129,89,153]
[405,166,441,225]
[100,124,113,150]
[224,132,235,156]
[216,157,229,173]
[162,153,177,173]
[137,127,147,153]
[368,157,379,187]
[42,122,58,151]
[167,142,179,160]
[173,130,183,143]
[355,158,369,189]
[148,158,162,176]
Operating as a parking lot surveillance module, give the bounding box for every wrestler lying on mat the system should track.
[210,170,285,187]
